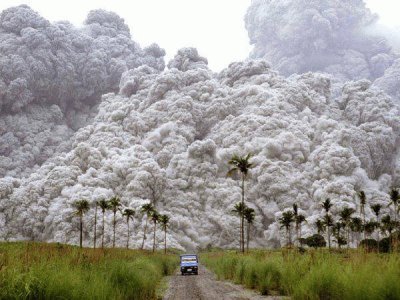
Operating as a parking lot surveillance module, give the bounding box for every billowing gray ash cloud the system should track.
[245,0,400,98]
[0,5,165,178]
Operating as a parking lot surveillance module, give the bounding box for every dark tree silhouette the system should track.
[140,203,154,250]
[357,191,367,239]
[232,202,246,252]
[73,199,90,248]
[371,203,382,250]
[159,214,170,254]
[108,196,121,248]
[339,207,355,249]
[322,199,333,249]
[244,207,255,252]
[98,199,110,248]
[151,210,160,253]
[279,211,295,247]
[228,153,253,253]
[122,208,135,249]
[93,201,98,249]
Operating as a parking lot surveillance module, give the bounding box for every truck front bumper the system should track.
[181,266,198,274]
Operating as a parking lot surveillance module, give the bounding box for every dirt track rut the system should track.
[163,265,285,300]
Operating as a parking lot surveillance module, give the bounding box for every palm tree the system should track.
[227,153,254,253]
[122,209,135,249]
[323,214,334,249]
[371,203,382,250]
[389,188,399,223]
[159,214,170,254]
[293,204,299,245]
[350,217,363,246]
[151,210,160,253]
[322,198,333,214]
[296,214,307,246]
[98,199,110,248]
[93,201,98,249]
[108,196,121,248]
[381,215,397,252]
[339,207,355,249]
[232,202,246,252]
[279,211,295,247]
[357,191,367,239]
[322,199,333,249]
[243,207,255,252]
[381,215,395,236]
[73,199,90,248]
[140,203,154,250]
[364,221,378,239]
[315,219,326,235]
[333,222,345,249]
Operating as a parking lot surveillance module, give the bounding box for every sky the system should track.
[0,0,399,71]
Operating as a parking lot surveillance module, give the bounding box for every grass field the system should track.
[201,249,400,300]
[0,242,178,300]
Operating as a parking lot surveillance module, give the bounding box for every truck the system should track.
[180,254,198,275]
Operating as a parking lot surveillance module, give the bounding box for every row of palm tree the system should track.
[226,153,399,252]
[279,190,400,251]
[72,198,170,252]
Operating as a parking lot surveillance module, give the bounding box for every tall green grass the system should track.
[0,242,178,300]
[201,250,400,300]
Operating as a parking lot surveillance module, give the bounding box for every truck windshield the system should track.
[181,256,197,262]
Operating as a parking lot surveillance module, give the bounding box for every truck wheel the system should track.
[181,272,184,276]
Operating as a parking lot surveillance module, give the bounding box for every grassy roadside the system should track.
[0,242,178,300]
[201,249,400,300]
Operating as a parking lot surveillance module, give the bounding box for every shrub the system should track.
[304,234,326,248]
[359,239,378,252]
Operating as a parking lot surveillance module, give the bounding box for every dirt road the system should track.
[163,265,285,300]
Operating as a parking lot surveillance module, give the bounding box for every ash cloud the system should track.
[0,5,165,178]
[244,0,400,99]
[1,47,399,249]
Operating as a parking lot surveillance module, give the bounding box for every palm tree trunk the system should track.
[362,207,366,240]
[102,211,105,249]
[286,227,289,247]
[152,221,157,253]
[288,226,292,247]
[327,227,331,249]
[113,210,116,248]
[299,224,302,247]
[241,174,245,253]
[94,204,98,249]
[246,222,250,252]
[79,214,83,248]
[141,217,148,250]
[164,228,167,254]
[347,227,350,249]
[126,218,130,249]
[376,215,380,253]
[239,215,242,252]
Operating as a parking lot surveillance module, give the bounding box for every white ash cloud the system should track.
[244,0,400,100]
[0,5,165,178]
[1,47,399,249]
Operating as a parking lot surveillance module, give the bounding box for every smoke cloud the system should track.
[1,46,398,249]
[0,5,165,178]
[244,0,400,100]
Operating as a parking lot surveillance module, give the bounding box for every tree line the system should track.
[228,153,400,253]
[279,191,399,252]
[72,198,170,253]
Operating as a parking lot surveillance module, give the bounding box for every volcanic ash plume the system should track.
[244,0,399,89]
[1,47,399,249]
[0,5,165,178]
